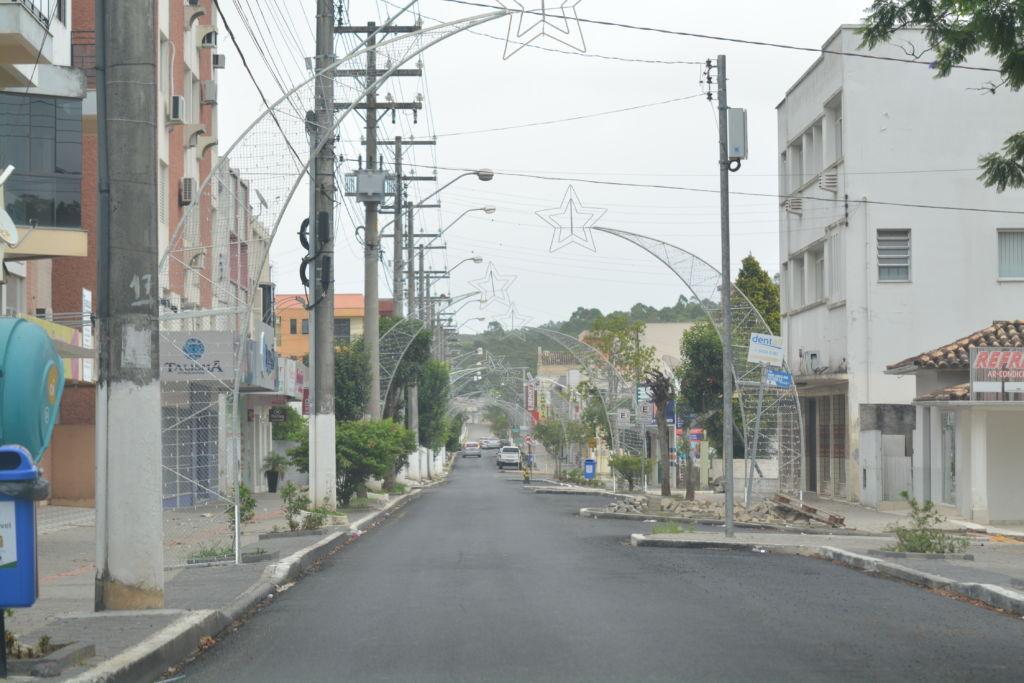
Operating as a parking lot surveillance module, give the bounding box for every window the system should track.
[827,230,845,301]
[333,317,351,343]
[998,229,1024,279]
[825,95,843,165]
[877,229,911,282]
[812,248,825,303]
[790,257,805,308]
[301,319,309,335]
[779,151,788,195]
[0,93,82,228]
[789,140,803,188]
[289,318,297,335]
[780,263,789,312]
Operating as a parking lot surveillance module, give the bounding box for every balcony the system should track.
[0,0,55,67]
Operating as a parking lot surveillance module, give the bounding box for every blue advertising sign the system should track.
[583,459,596,481]
[649,400,675,426]
[766,368,793,390]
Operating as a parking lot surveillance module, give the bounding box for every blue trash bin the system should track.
[0,444,41,608]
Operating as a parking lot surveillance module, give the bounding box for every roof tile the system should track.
[888,320,1024,371]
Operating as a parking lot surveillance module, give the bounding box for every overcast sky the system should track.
[217,0,875,333]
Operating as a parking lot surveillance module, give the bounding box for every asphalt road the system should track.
[178,456,1024,682]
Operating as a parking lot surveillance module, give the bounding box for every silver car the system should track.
[481,437,501,450]
[461,441,482,458]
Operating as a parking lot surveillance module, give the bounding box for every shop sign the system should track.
[0,501,16,568]
[748,333,785,366]
[970,347,1024,400]
[160,331,236,381]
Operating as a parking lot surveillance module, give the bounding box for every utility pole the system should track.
[715,54,735,538]
[336,21,422,421]
[406,204,416,319]
[393,137,404,319]
[94,0,164,609]
[307,0,337,508]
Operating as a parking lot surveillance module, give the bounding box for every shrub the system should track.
[226,483,257,534]
[888,491,969,554]
[610,454,644,491]
[280,482,309,531]
[302,501,332,530]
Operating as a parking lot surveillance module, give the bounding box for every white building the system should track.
[776,25,1024,503]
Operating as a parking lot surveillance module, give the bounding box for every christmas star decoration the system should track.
[469,262,517,309]
[536,184,605,252]
[497,1,587,60]
[501,303,534,341]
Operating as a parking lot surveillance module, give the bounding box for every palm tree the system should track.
[646,368,676,496]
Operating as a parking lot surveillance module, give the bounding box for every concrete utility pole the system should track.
[308,0,337,508]
[716,54,735,538]
[94,0,164,609]
[407,204,416,318]
[393,136,404,319]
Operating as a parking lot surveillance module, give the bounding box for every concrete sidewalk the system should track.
[631,528,1024,617]
[4,480,444,682]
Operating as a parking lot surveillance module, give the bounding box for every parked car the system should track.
[462,441,482,458]
[481,437,501,450]
[497,446,522,470]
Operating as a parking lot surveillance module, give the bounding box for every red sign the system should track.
[302,388,311,416]
[973,349,1024,378]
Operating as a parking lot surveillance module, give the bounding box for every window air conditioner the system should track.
[201,80,217,104]
[179,177,197,206]
[213,53,226,69]
[201,31,218,49]
[187,0,201,6]
[168,95,184,124]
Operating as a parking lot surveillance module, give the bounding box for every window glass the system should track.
[290,319,297,335]
[998,230,1024,278]
[877,229,911,282]
[301,319,309,335]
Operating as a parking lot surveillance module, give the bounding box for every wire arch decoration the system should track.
[589,227,805,494]
[379,317,426,414]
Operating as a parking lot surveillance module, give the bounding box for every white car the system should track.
[497,446,521,470]
[481,437,501,450]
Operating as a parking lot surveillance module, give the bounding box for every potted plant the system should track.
[264,453,289,493]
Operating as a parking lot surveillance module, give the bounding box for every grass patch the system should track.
[188,545,233,562]
[340,497,374,511]
[651,521,694,535]
[384,483,407,495]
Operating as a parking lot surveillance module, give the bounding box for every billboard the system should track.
[970,348,1024,400]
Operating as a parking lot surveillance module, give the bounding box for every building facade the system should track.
[777,26,1024,503]
[275,293,396,360]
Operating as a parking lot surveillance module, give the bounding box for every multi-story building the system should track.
[275,294,396,360]
[776,25,1024,504]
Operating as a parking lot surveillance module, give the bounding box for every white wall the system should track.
[986,411,1024,523]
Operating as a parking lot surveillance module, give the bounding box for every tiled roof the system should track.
[916,383,970,402]
[888,320,1024,372]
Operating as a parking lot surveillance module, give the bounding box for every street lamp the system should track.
[423,208,496,249]
[457,317,486,331]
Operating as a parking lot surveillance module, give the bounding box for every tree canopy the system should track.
[861,0,1024,190]
[735,255,780,335]
[417,360,451,449]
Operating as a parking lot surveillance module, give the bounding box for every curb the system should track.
[630,533,1024,618]
[66,487,432,682]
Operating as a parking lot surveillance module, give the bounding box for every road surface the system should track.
[177,456,1024,682]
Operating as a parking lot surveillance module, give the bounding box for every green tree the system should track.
[381,318,431,420]
[586,312,657,384]
[860,1,1024,190]
[483,404,511,437]
[646,368,676,496]
[735,255,780,335]
[446,413,465,452]
[610,454,644,491]
[417,360,451,449]
[335,419,417,505]
[335,341,370,422]
[271,405,306,442]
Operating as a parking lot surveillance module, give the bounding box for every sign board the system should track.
[649,399,674,426]
[82,288,93,382]
[0,501,16,568]
[302,388,311,416]
[970,347,1024,400]
[765,368,793,390]
[616,408,631,426]
[688,428,704,442]
[269,406,288,423]
[583,459,596,481]
[525,384,536,411]
[160,331,237,382]
[636,385,652,404]
[747,333,785,367]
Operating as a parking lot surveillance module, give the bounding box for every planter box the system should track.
[258,524,346,541]
[7,641,96,678]
[868,549,975,561]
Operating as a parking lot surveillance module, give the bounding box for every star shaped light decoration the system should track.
[497,1,587,60]
[536,184,606,253]
[501,303,534,341]
[469,262,517,310]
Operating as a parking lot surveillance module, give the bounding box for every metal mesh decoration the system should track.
[160,7,511,565]
[379,318,426,413]
[536,185,604,252]
[469,262,517,310]
[500,303,533,340]
[591,227,805,494]
[498,1,587,59]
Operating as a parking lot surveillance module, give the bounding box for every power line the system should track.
[433,93,705,138]
[402,162,1024,216]
[440,0,1001,74]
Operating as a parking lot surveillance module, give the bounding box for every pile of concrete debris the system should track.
[602,495,837,528]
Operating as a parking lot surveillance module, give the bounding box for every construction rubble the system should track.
[601,495,842,528]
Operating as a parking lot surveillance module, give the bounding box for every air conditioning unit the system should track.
[784,197,803,215]
[179,177,197,206]
[213,53,226,69]
[201,80,217,104]
[168,95,184,124]
[200,30,218,49]
[187,0,201,6]
[818,172,839,193]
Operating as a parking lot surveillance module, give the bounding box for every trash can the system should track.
[0,444,48,608]
[0,318,65,465]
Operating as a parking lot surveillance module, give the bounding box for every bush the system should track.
[280,482,309,531]
[610,454,644,491]
[226,483,257,534]
[302,501,333,530]
[888,491,969,554]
